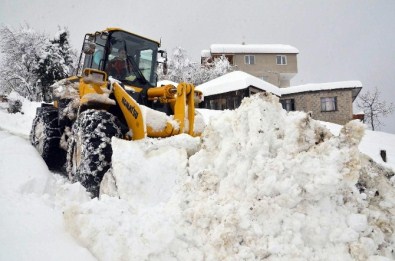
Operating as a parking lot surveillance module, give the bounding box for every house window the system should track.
[233,96,241,108]
[245,55,255,65]
[208,98,226,110]
[209,100,215,109]
[321,97,337,112]
[280,99,295,111]
[276,55,287,65]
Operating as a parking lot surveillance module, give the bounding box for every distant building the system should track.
[280,81,362,125]
[201,44,299,87]
[199,42,363,125]
[196,71,280,110]
[196,72,362,125]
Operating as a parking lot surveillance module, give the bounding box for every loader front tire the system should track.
[66,110,122,197]
[30,106,66,171]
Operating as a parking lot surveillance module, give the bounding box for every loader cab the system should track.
[77,29,160,88]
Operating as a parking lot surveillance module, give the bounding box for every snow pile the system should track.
[184,93,370,260]
[321,121,395,172]
[0,91,41,138]
[64,135,202,260]
[64,93,395,260]
[104,134,201,206]
[0,131,95,261]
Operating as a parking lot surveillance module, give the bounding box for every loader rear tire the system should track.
[30,106,66,171]
[66,109,122,197]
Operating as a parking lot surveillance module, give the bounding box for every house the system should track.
[196,71,362,125]
[196,71,280,110]
[199,42,363,125]
[201,44,299,87]
[280,81,362,125]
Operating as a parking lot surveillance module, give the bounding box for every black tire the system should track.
[66,109,122,197]
[30,106,66,170]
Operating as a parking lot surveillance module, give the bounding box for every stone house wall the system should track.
[280,89,354,125]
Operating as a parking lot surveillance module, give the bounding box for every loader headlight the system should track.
[83,69,107,82]
[90,72,105,82]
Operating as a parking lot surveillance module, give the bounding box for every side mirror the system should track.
[158,50,168,75]
[163,63,168,75]
[158,50,167,60]
[83,42,96,55]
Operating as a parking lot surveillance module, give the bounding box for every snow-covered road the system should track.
[0,130,95,261]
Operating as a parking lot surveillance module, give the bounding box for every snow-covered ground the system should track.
[0,93,394,260]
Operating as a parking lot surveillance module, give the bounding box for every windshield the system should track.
[105,31,158,87]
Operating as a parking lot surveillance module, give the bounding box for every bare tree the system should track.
[357,87,394,130]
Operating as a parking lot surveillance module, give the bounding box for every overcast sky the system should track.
[1,0,394,133]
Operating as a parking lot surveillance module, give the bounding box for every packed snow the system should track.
[196,71,281,96]
[0,92,395,260]
[209,44,300,54]
[281,81,363,95]
[195,71,363,100]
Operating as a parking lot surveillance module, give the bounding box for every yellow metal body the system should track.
[112,81,145,140]
[78,69,199,140]
[79,69,108,97]
[173,83,195,136]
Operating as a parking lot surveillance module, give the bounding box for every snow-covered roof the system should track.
[196,72,362,100]
[210,44,299,54]
[281,81,363,95]
[196,71,281,96]
[201,50,211,57]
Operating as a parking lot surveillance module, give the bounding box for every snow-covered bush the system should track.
[159,47,234,86]
[6,91,25,114]
[34,28,77,102]
[0,25,77,102]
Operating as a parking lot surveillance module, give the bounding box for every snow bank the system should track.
[321,121,395,172]
[64,135,202,260]
[0,92,41,138]
[0,95,96,260]
[64,93,395,260]
[0,131,95,261]
[184,94,366,260]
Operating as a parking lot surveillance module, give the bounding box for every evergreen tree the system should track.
[34,28,76,101]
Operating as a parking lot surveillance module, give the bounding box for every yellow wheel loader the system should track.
[30,28,204,197]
